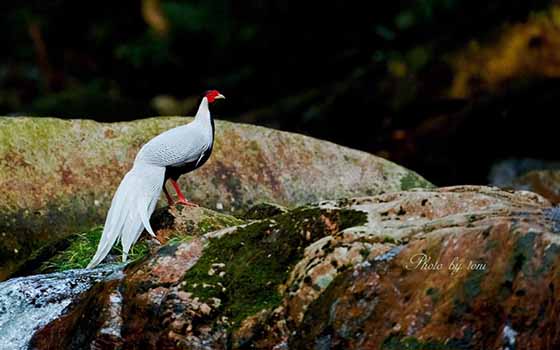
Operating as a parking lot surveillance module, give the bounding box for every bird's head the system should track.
[205,90,225,103]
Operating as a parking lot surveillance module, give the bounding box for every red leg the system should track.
[170,179,198,207]
[163,185,174,206]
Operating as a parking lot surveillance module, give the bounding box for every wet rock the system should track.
[0,116,430,280]
[15,186,560,349]
[0,265,122,350]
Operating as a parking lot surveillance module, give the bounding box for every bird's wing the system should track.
[136,123,210,168]
[194,150,207,168]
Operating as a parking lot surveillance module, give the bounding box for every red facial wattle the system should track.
[206,90,225,103]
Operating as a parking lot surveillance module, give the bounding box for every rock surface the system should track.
[0,116,431,280]
[0,265,122,350]
[11,186,560,349]
[511,170,560,205]
[488,159,560,205]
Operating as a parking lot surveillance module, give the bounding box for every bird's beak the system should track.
[215,93,225,100]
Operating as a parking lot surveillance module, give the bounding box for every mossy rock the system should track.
[240,202,288,220]
[36,227,148,273]
[161,205,246,237]
[0,116,431,281]
[400,172,435,191]
[182,206,367,327]
[36,206,245,273]
[13,186,560,349]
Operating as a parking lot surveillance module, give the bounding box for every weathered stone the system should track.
[0,116,430,280]
[15,186,560,349]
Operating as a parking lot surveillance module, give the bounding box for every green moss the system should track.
[337,208,369,228]
[183,219,291,325]
[242,202,288,220]
[382,334,451,350]
[166,235,194,246]
[196,212,245,234]
[40,226,149,272]
[0,117,74,152]
[164,207,245,237]
[400,172,433,191]
[381,235,397,244]
[182,206,367,327]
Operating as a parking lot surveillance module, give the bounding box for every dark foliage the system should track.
[0,0,556,185]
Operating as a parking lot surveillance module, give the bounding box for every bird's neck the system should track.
[194,97,211,125]
[193,97,215,138]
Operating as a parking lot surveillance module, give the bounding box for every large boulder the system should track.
[7,186,560,349]
[0,116,431,280]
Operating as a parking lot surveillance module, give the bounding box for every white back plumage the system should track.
[87,97,214,268]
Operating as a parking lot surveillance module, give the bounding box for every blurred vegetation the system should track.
[1,0,560,185]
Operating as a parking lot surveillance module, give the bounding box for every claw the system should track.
[176,198,199,207]
[168,179,198,207]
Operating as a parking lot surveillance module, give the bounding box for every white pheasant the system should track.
[87,90,225,268]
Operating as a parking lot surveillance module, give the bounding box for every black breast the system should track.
[164,146,213,181]
[164,117,215,181]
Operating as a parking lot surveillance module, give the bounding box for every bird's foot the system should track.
[176,198,199,207]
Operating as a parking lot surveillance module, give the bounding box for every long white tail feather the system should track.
[123,188,160,261]
[120,210,143,262]
[87,163,164,268]
[138,199,157,238]
[86,172,135,268]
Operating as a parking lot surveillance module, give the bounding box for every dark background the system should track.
[2,0,560,185]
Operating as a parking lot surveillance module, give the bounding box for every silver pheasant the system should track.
[87,90,225,268]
